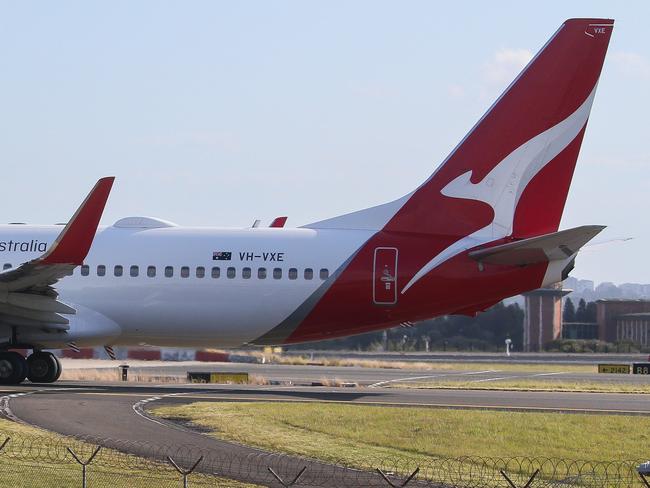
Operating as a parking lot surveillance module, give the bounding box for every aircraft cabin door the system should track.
[373,247,398,305]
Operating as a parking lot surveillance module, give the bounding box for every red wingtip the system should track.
[40,177,115,265]
[270,216,288,228]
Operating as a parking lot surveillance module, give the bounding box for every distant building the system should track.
[596,299,650,343]
[616,313,650,346]
[562,278,650,306]
[619,283,646,299]
[595,282,622,299]
[564,277,594,294]
[522,284,569,351]
[523,291,650,350]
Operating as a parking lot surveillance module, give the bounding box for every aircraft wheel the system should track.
[53,355,62,381]
[27,352,59,383]
[0,351,28,384]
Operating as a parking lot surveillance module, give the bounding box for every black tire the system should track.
[53,355,62,381]
[27,352,59,383]
[0,351,28,384]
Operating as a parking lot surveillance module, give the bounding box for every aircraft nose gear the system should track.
[26,352,61,384]
[0,352,28,385]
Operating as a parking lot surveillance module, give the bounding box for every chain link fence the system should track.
[0,432,649,487]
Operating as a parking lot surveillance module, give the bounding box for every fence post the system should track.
[376,467,420,487]
[67,446,101,488]
[500,469,539,488]
[640,474,650,488]
[167,455,203,488]
[267,466,307,487]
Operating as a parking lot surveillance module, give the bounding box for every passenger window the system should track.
[211,267,220,278]
[319,268,329,280]
[97,265,106,277]
[288,268,297,280]
[165,266,173,278]
[81,265,90,276]
[196,266,205,278]
[181,266,190,278]
[114,265,123,277]
[242,267,251,279]
[147,266,156,278]
[273,268,282,279]
[258,267,267,279]
[304,268,313,280]
[130,265,139,277]
[227,267,236,279]
[2,263,11,270]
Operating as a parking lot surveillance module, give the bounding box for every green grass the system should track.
[151,401,648,464]
[388,378,650,393]
[0,418,256,487]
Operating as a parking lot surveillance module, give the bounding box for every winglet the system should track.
[269,216,287,228]
[40,177,115,265]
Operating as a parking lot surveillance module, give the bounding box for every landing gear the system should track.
[0,351,28,385]
[0,350,62,384]
[26,352,61,383]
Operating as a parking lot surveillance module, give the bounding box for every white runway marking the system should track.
[132,393,187,428]
[471,372,566,383]
[368,370,499,388]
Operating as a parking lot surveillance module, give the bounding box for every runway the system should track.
[61,357,650,387]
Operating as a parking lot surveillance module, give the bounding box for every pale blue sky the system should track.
[0,2,648,284]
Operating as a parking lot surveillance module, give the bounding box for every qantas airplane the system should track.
[0,18,613,384]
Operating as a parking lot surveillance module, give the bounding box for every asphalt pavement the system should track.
[0,373,648,487]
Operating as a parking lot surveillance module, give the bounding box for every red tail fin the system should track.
[307,19,613,239]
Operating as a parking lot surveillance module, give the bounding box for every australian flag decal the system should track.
[213,251,232,261]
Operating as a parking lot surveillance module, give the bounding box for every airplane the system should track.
[0,18,613,383]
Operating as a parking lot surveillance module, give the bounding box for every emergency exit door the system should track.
[373,247,398,305]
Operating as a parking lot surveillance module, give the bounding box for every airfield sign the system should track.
[598,364,631,374]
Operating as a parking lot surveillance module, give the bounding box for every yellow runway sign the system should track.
[598,364,630,374]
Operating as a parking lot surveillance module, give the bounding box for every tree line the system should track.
[562,297,597,323]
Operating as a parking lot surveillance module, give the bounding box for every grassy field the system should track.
[151,401,648,465]
[387,378,650,393]
[268,354,598,373]
[0,418,256,487]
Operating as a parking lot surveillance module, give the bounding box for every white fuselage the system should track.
[0,222,373,348]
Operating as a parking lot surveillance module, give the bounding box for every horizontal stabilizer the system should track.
[468,225,605,266]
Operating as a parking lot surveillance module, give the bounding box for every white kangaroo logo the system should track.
[401,86,597,294]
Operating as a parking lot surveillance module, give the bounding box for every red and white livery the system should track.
[0,19,614,383]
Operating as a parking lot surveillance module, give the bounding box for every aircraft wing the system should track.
[468,225,605,267]
[0,177,114,331]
